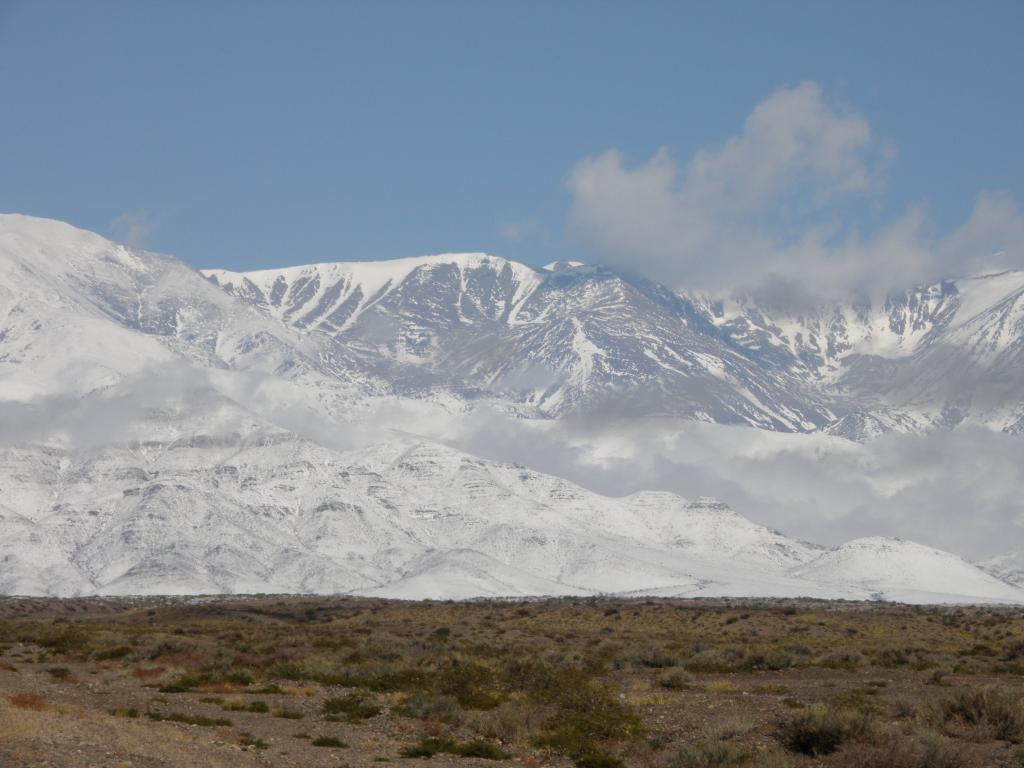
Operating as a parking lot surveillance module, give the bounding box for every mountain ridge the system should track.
[203,244,1024,436]
[1,214,1021,602]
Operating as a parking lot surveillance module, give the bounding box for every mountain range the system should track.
[1,213,1022,602]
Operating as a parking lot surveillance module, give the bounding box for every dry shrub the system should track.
[776,707,873,756]
[673,742,748,768]
[830,729,964,768]
[464,700,552,743]
[8,692,46,710]
[932,687,1024,743]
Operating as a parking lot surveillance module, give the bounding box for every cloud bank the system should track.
[442,410,1024,563]
[566,82,1024,298]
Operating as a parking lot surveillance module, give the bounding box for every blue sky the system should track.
[1,0,1022,278]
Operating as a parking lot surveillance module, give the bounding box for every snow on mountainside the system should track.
[701,272,1024,437]
[792,538,1024,604]
[1,425,1018,603]
[980,552,1024,588]
[1,214,1023,603]
[206,250,1024,436]
[206,257,836,430]
[0,214,388,405]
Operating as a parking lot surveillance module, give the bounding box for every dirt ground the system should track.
[1,596,1023,767]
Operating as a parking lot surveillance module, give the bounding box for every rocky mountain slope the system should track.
[1,213,1021,601]
[207,253,1024,437]
[205,258,835,430]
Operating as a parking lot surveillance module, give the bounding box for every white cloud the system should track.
[566,82,1024,298]
[441,410,1024,562]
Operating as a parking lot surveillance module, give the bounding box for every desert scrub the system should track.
[749,649,793,670]
[394,691,462,723]
[776,707,873,756]
[33,626,89,655]
[400,737,510,759]
[93,644,132,661]
[157,673,210,693]
[463,700,551,743]
[815,650,864,670]
[431,656,503,709]
[239,732,269,750]
[630,647,680,668]
[222,698,269,713]
[659,670,692,690]
[684,648,748,673]
[672,742,748,768]
[932,687,1024,742]
[829,728,964,768]
[322,692,382,721]
[535,677,644,767]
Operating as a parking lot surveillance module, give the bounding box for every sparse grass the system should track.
[2,597,1023,767]
[222,698,269,713]
[673,742,749,768]
[829,728,965,768]
[933,687,1024,742]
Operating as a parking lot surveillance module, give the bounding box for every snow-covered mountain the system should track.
[204,258,835,431]
[1,213,1022,602]
[703,272,1024,437]
[979,552,1024,588]
[206,254,1024,437]
[3,428,1019,603]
